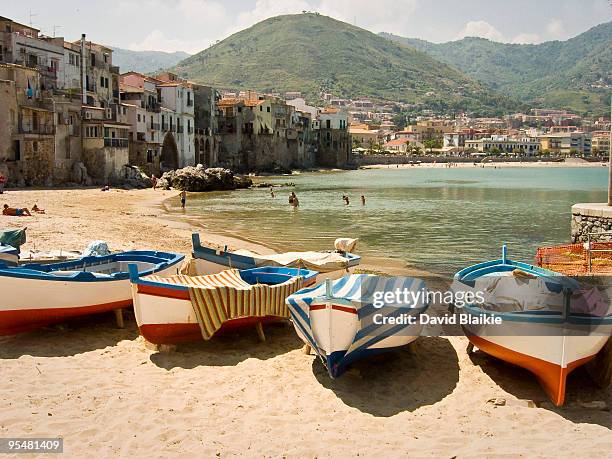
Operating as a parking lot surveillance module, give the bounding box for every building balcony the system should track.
[150,123,160,130]
[18,124,55,135]
[187,127,194,134]
[104,138,129,148]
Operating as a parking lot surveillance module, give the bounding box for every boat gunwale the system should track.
[0,251,184,282]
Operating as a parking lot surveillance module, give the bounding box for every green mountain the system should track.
[172,13,519,115]
[380,22,612,115]
[111,48,190,74]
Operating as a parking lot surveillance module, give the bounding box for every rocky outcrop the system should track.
[158,165,252,191]
[70,161,93,186]
[121,165,153,189]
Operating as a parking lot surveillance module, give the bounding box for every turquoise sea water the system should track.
[169,166,608,275]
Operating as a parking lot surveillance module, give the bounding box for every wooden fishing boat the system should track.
[0,251,184,335]
[0,244,18,266]
[286,274,429,377]
[191,233,360,280]
[130,265,318,344]
[453,246,611,406]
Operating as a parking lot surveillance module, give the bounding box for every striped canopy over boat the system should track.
[142,268,307,340]
[286,274,428,377]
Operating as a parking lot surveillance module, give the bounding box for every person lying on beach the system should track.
[32,204,45,214]
[3,204,32,216]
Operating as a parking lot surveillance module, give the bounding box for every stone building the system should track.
[316,108,351,167]
[0,64,55,185]
[81,105,129,183]
[192,83,219,167]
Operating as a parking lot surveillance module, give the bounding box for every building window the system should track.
[267,107,270,113]
[33,141,38,152]
[147,150,153,163]
[137,114,141,122]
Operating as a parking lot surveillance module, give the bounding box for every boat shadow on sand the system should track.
[149,322,304,369]
[0,311,140,358]
[468,351,612,429]
[312,337,460,417]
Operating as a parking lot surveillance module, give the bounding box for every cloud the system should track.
[546,18,565,38]
[128,30,212,54]
[316,0,419,34]
[456,20,505,42]
[511,33,541,44]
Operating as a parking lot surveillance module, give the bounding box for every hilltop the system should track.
[172,13,518,115]
[380,22,612,115]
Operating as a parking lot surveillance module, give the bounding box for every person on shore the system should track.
[3,204,32,216]
[361,195,366,205]
[0,174,6,194]
[32,204,45,214]
[180,190,187,209]
[151,174,157,190]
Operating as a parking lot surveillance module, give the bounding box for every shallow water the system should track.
[169,166,608,275]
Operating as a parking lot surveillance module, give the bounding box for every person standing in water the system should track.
[180,190,187,209]
[289,191,299,207]
[361,195,366,205]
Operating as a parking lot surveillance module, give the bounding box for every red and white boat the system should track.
[130,264,318,344]
[0,251,184,335]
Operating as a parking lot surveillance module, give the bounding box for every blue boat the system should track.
[286,274,429,377]
[191,233,361,278]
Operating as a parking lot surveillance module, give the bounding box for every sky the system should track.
[2,0,611,54]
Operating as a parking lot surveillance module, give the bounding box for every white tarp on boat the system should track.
[232,249,353,272]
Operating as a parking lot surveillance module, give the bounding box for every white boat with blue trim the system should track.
[453,245,611,406]
[0,250,184,335]
[286,274,429,377]
[191,233,361,280]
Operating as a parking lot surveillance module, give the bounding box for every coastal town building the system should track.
[591,132,610,155]
[192,83,220,167]
[465,135,541,155]
[539,132,592,155]
[119,72,163,175]
[349,124,382,148]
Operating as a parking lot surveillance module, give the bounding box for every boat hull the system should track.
[0,262,181,336]
[465,333,605,406]
[296,301,423,377]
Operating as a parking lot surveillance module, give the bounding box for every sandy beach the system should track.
[1,187,611,457]
[362,159,608,169]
